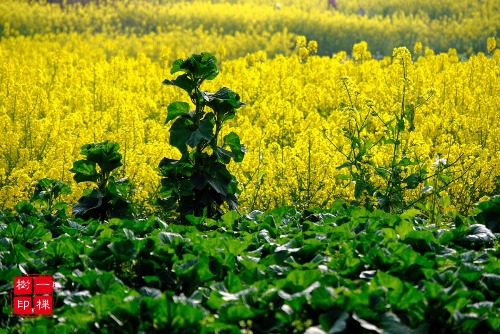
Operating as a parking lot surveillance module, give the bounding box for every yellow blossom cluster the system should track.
[1,0,499,58]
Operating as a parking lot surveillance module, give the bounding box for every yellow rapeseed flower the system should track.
[487,37,496,53]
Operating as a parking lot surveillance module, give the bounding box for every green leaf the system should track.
[186,117,214,148]
[488,317,500,331]
[457,263,484,282]
[405,230,435,243]
[482,273,500,292]
[70,160,98,183]
[400,208,420,220]
[221,210,240,227]
[80,141,123,174]
[169,58,185,74]
[397,118,405,131]
[460,224,495,244]
[215,146,233,164]
[2,221,23,243]
[319,310,349,333]
[223,304,255,322]
[223,132,246,162]
[284,270,322,291]
[158,231,184,246]
[382,228,398,239]
[169,117,194,155]
[404,173,421,189]
[72,189,103,218]
[399,157,413,166]
[423,281,444,299]
[163,74,196,93]
[375,167,390,178]
[373,271,403,291]
[206,162,233,196]
[204,87,245,117]
[166,101,190,123]
[171,53,219,82]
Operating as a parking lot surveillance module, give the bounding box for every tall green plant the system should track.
[158,52,246,221]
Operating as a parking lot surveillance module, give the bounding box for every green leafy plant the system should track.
[70,141,133,220]
[324,47,462,216]
[158,52,246,221]
[30,177,71,213]
[1,200,497,333]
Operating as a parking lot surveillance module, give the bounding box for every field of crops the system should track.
[1,0,499,333]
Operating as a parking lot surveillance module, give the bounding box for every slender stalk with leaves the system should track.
[324,47,462,215]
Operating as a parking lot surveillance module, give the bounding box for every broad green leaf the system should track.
[423,281,443,299]
[206,163,232,196]
[223,132,246,162]
[139,286,162,299]
[374,270,401,288]
[169,117,193,154]
[221,210,240,227]
[310,286,335,309]
[488,317,500,331]
[70,160,98,183]
[399,157,413,166]
[319,310,349,333]
[2,222,23,243]
[394,220,413,239]
[404,230,435,243]
[403,173,421,189]
[382,228,398,239]
[460,224,495,244]
[457,263,483,282]
[396,285,425,310]
[14,200,37,214]
[444,297,469,313]
[108,239,137,262]
[80,141,123,173]
[400,208,420,220]
[186,117,214,148]
[223,304,255,322]
[158,231,184,246]
[166,101,190,123]
[482,273,500,291]
[72,189,103,218]
[163,74,196,93]
[169,58,185,74]
[31,178,71,202]
[204,87,245,117]
[284,270,322,291]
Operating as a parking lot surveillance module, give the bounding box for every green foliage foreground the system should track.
[1,197,499,333]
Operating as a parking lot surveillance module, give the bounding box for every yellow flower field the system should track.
[0,0,498,215]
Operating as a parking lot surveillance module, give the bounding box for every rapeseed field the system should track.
[0,0,498,214]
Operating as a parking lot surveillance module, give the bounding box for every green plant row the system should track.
[0,197,498,333]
